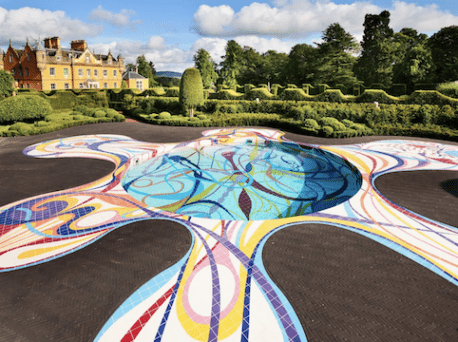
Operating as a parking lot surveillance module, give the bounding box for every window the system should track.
[113,70,117,77]
[79,83,84,89]
[63,68,68,77]
[50,67,55,76]
[104,82,108,88]
[87,69,91,77]
[20,84,23,88]
[113,82,117,88]
[78,69,83,77]
[9,54,12,63]
[64,83,69,89]
[19,68,22,77]
[94,69,98,77]
[26,53,30,61]
[136,80,143,91]
[103,70,107,77]
[25,68,29,77]
[26,83,29,89]
[12,68,15,76]
[57,56,61,61]
[86,56,89,63]
[50,83,56,90]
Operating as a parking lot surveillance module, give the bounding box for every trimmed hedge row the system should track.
[0,105,125,137]
[0,95,53,123]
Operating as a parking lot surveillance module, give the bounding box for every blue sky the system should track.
[0,1,457,72]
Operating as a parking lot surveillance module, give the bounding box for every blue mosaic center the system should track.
[122,139,362,221]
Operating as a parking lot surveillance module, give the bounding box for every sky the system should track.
[0,0,457,72]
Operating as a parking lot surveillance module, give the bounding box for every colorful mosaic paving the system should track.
[0,128,457,342]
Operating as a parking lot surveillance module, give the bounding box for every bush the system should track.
[314,89,347,103]
[158,111,172,119]
[94,110,107,118]
[245,88,274,100]
[355,89,399,104]
[321,126,334,137]
[0,95,52,123]
[165,87,180,97]
[280,88,308,101]
[197,114,208,120]
[304,119,320,131]
[318,117,347,131]
[217,89,244,100]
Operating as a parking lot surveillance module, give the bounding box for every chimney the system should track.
[44,37,60,49]
[70,40,87,52]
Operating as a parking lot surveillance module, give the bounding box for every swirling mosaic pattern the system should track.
[0,128,457,342]
[122,138,362,221]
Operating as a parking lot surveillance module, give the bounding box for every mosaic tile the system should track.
[0,128,457,341]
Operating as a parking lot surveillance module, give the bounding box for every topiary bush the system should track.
[165,87,180,97]
[158,111,172,119]
[321,125,334,137]
[279,88,308,101]
[179,68,204,117]
[0,95,52,123]
[318,117,347,131]
[94,110,107,118]
[245,88,274,100]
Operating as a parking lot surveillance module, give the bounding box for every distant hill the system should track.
[156,71,182,78]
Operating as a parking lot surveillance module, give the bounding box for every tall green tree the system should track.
[354,10,395,86]
[315,23,359,87]
[284,44,318,86]
[428,25,458,83]
[220,40,243,88]
[392,28,434,89]
[238,46,263,85]
[136,55,158,87]
[179,68,204,118]
[259,50,288,86]
[193,48,218,89]
[0,70,14,97]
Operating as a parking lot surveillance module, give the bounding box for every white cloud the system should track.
[87,38,194,73]
[235,36,295,54]
[192,4,235,36]
[0,6,103,45]
[390,1,458,33]
[192,0,458,38]
[89,5,143,29]
[191,37,228,63]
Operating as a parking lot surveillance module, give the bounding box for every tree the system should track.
[193,48,218,88]
[238,46,263,85]
[354,10,395,86]
[220,40,243,88]
[284,44,319,85]
[179,68,203,118]
[315,23,359,87]
[121,80,128,89]
[0,70,14,97]
[136,55,158,87]
[259,50,288,86]
[392,28,434,89]
[428,25,458,83]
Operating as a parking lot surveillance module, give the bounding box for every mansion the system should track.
[0,37,148,91]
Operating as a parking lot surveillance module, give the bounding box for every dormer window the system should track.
[86,56,89,63]
[57,56,61,61]
[26,53,30,61]
[9,54,12,63]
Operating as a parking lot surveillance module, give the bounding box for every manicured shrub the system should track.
[355,89,399,104]
[158,111,172,119]
[197,114,208,120]
[165,87,180,97]
[245,88,274,100]
[321,126,334,137]
[217,89,244,100]
[318,117,347,131]
[93,110,106,118]
[0,95,52,123]
[304,119,320,131]
[179,68,204,117]
[314,89,347,103]
[280,88,308,101]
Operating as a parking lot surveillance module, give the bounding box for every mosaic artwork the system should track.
[0,128,457,342]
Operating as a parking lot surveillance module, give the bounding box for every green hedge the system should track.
[0,95,52,123]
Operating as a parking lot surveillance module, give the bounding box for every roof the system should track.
[122,71,147,79]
